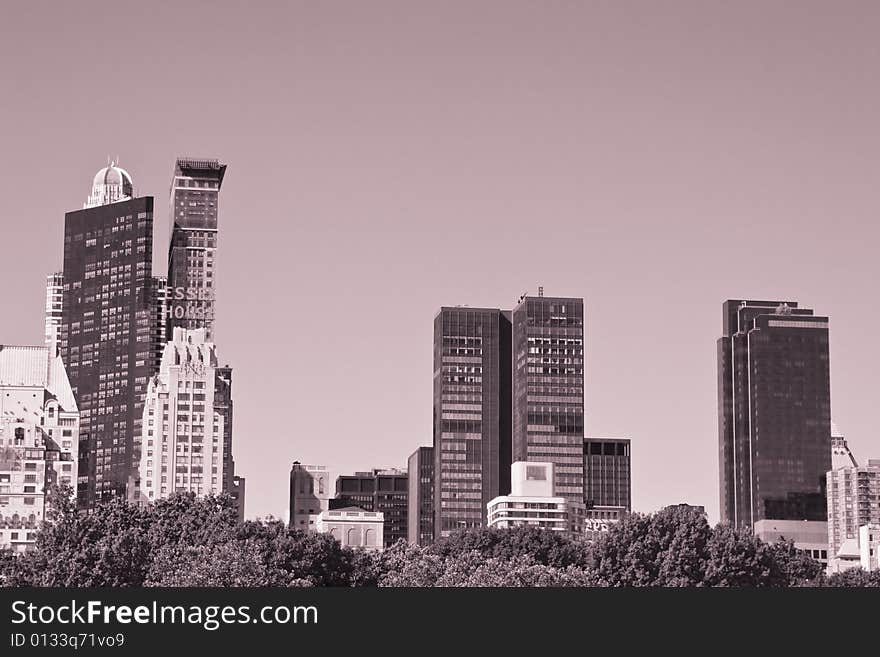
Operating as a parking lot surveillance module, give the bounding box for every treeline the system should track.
[1,489,877,587]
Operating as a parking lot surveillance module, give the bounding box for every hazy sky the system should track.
[2,1,880,522]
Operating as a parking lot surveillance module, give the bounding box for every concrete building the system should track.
[316,507,384,551]
[289,462,331,532]
[486,461,574,533]
[407,446,434,546]
[44,273,63,358]
[137,328,225,501]
[333,468,407,547]
[582,505,627,542]
[859,524,880,571]
[753,519,829,568]
[231,475,245,522]
[0,345,79,551]
[827,458,880,571]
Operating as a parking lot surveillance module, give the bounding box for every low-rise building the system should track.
[315,507,384,550]
[486,461,576,534]
[753,519,829,568]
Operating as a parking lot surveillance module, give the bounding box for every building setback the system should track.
[512,295,585,505]
[717,300,832,529]
[333,469,408,547]
[583,437,631,512]
[407,446,434,546]
[61,163,156,508]
[433,307,510,538]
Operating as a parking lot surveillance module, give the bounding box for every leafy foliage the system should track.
[0,489,863,588]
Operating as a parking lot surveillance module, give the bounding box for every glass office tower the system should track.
[61,164,155,507]
[583,437,631,511]
[433,307,511,537]
[512,295,585,505]
[717,300,832,528]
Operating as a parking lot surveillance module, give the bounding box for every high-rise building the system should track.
[166,157,226,341]
[583,437,631,512]
[433,307,511,538]
[512,294,585,505]
[61,163,156,508]
[0,345,79,551]
[44,273,63,358]
[407,446,434,545]
[149,276,169,376]
[137,328,225,501]
[165,158,238,499]
[717,300,832,529]
[827,459,880,569]
[830,431,858,470]
[289,462,330,532]
[333,469,408,547]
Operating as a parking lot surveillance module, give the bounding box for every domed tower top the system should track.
[84,159,134,208]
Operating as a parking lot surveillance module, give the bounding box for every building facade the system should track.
[333,469,407,547]
[0,345,79,551]
[61,163,157,508]
[166,158,226,341]
[753,519,829,568]
[315,507,384,551]
[512,295,585,505]
[717,300,832,529]
[583,437,631,512]
[44,273,63,358]
[289,462,331,532]
[231,474,245,522]
[486,461,573,533]
[827,459,880,569]
[407,446,434,546]
[137,328,225,501]
[433,307,511,538]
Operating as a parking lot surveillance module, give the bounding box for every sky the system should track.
[1,1,880,523]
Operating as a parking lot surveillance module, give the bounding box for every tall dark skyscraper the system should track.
[408,446,434,545]
[717,300,832,529]
[61,163,156,508]
[583,437,631,511]
[166,157,226,341]
[433,307,511,537]
[512,295,585,505]
[332,469,408,547]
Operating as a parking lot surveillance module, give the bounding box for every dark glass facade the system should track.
[717,300,832,528]
[333,470,408,547]
[583,437,631,511]
[166,158,226,341]
[433,308,510,537]
[61,197,156,508]
[407,446,434,545]
[512,296,585,504]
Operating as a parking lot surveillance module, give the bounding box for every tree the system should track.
[430,525,590,569]
[823,568,880,587]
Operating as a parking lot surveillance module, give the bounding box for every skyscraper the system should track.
[165,158,238,499]
[583,437,631,512]
[61,163,156,508]
[0,345,79,551]
[137,328,226,501]
[44,273,63,358]
[717,299,832,529]
[433,307,510,537]
[407,446,434,545]
[333,469,408,547]
[512,294,585,505]
[166,158,226,341]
